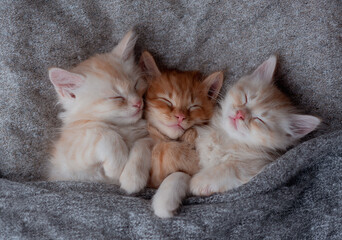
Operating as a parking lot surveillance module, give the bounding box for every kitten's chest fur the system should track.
[196,126,276,169]
[62,119,148,150]
[50,119,148,181]
[196,127,235,168]
[115,119,149,148]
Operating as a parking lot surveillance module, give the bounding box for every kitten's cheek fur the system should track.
[115,113,142,126]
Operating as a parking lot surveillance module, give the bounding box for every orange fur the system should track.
[140,51,223,188]
[148,126,200,188]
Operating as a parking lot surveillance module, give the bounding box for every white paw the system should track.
[152,192,177,218]
[189,174,219,196]
[119,166,147,194]
[152,201,176,218]
[152,172,190,218]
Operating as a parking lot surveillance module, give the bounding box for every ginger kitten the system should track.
[48,31,153,194]
[139,51,223,217]
[140,51,223,187]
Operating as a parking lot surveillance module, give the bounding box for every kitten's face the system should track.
[49,30,147,125]
[73,55,146,125]
[220,56,320,149]
[146,71,217,139]
[140,51,223,139]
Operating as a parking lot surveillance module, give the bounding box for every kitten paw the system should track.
[152,198,176,218]
[119,166,147,194]
[190,175,219,196]
[180,128,198,145]
[152,172,190,218]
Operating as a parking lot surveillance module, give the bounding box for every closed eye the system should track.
[253,117,265,124]
[188,104,201,111]
[244,94,248,104]
[109,96,125,101]
[157,97,173,107]
[134,80,139,90]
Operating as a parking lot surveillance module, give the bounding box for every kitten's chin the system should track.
[130,109,143,121]
[126,112,143,124]
[220,117,248,141]
[165,128,185,139]
[155,123,185,139]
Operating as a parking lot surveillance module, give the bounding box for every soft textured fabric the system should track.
[0,0,341,239]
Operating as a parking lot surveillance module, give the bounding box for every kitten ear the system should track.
[203,71,224,100]
[139,51,161,78]
[48,68,85,99]
[112,30,138,61]
[252,55,277,84]
[288,114,321,139]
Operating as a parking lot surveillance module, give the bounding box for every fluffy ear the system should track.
[252,55,277,84]
[288,114,321,139]
[202,71,224,101]
[112,30,138,61]
[139,51,161,78]
[48,68,85,99]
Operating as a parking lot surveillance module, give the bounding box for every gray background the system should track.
[0,1,341,239]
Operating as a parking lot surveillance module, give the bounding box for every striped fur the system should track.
[140,51,223,188]
[140,51,223,218]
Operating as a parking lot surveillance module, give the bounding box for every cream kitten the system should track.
[154,55,320,217]
[48,30,153,194]
[190,55,321,195]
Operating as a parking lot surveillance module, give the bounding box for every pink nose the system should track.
[235,110,245,120]
[133,100,142,109]
[175,113,185,123]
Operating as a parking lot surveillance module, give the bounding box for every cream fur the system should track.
[152,172,190,218]
[190,55,320,195]
[48,30,152,194]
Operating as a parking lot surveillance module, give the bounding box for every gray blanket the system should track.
[0,1,341,239]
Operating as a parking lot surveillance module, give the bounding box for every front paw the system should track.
[190,174,219,196]
[119,164,148,194]
[180,128,197,145]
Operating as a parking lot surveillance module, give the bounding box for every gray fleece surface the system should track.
[0,0,341,239]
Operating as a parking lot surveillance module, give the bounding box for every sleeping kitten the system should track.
[48,30,153,194]
[139,51,223,217]
[190,55,321,196]
[153,55,320,218]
